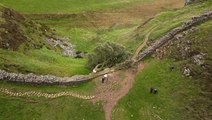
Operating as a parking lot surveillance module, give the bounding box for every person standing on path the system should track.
[102,74,108,83]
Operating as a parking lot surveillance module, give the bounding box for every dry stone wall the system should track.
[185,0,205,6]
[136,11,212,62]
[1,12,211,86]
[0,70,92,85]
[0,68,114,86]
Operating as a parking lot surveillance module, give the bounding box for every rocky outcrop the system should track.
[152,27,198,60]
[192,53,205,66]
[46,37,76,57]
[185,0,204,6]
[185,0,193,5]
[136,11,212,62]
[0,5,76,57]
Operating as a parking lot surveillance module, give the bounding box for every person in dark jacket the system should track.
[101,74,108,83]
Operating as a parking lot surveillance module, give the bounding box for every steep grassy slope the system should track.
[112,2,212,120]
[112,60,200,120]
[134,0,212,42]
[0,0,185,75]
[0,4,100,120]
[0,4,89,76]
[112,24,212,120]
[32,0,184,53]
[0,4,52,51]
[0,48,89,76]
[166,21,212,119]
[0,1,211,120]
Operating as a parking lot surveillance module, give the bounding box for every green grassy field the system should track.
[2,0,206,75]
[0,78,102,120]
[135,0,212,41]
[112,9,212,120]
[38,0,212,53]
[0,0,151,14]
[0,48,89,76]
[0,96,104,120]
[0,1,211,120]
[0,0,190,77]
[112,59,201,120]
[50,24,139,52]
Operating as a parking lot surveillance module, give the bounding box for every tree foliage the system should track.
[86,42,131,70]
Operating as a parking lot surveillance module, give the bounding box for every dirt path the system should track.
[132,26,158,61]
[92,26,156,120]
[92,63,144,120]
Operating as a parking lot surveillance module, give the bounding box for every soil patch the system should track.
[92,62,144,120]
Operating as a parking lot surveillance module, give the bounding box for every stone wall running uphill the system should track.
[136,11,212,62]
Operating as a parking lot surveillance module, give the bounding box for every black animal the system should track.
[150,87,158,94]
[170,66,175,71]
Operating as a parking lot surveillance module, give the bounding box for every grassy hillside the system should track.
[0,96,104,120]
[112,60,200,120]
[31,0,184,53]
[166,21,212,119]
[0,4,89,76]
[0,0,185,75]
[112,2,212,120]
[0,81,104,120]
[135,0,212,42]
[0,48,89,76]
[112,21,212,120]
[0,4,50,51]
[0,0,151,14]
[0,1,211,120]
